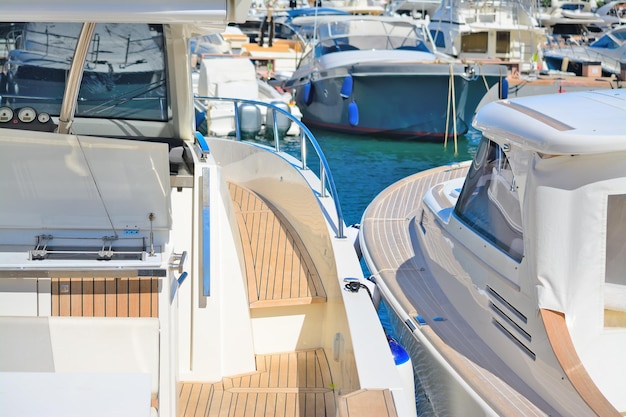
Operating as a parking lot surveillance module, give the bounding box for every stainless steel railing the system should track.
[194,95,346,239]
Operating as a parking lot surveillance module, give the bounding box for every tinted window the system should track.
[2,23,167,121]
[430,30,446,48]
[454,137,524,261]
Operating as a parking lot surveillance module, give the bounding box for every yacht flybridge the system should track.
[0,2,416,416]
[360,89,626,416]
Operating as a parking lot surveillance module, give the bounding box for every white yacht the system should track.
[0,2,416,417]
[428,0,547,73]
[543,25,626,77]
[536,0,608,40]
[193,56,302,138]
[360,89,626,416]
[283,14,507,140]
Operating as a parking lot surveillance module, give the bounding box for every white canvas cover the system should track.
[526,152,626,318]
[0,130,171,231]
[197,57,259,100]
[1,0,252,26]
[525,150,626,409]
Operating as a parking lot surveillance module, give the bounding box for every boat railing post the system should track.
[233,100,242,141]
[92,33,100,65]
[148,213,155,257]
[273,108,281,152]
[202,168,211,296]
[124,34,130,67]
[320,161,328,198]
[300,131,308,170]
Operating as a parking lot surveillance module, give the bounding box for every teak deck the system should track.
[229,182,326,308]
[178,349,398,417]
[178,349,335,417]
[176,183,397,417]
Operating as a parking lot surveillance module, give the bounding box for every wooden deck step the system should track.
[229,182,326,308]
[338,389,399,417]
[178,349,335,417]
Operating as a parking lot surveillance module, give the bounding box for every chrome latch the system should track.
[170,251,187,274]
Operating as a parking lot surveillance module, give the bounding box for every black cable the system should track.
[344,281,373,302]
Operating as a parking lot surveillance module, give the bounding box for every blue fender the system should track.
[340,75,353,99]
[388,337,410,366]
[499,77,509,100]
[303,81,314,105]
[195,110,206,128]
[348,101,359,126]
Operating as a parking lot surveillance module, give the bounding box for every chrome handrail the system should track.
[195,95,345,239]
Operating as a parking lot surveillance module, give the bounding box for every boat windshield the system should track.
[316,19,431,53]
[561,3,586,10]
[454,137,524,261]
[590,27,626,49]
[0,22,168,121]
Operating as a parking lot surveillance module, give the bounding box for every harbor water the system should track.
[307,127,480,228]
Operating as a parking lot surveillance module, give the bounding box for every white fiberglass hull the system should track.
[360,163,595,417]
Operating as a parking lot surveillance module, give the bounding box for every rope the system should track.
[444,63,458,155]
[499,65,504,98]
[479,62,490,92]
[77,137,118,238]
[444,66,451,149]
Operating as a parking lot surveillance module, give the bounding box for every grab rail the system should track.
[194,96,345,239]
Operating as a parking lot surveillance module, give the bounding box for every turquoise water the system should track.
[308,127,481,228]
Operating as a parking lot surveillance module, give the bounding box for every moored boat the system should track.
[536,0,608,40]
[595,0,626,28]
[283,14,507,140]
[360,89,626,416]
[192,55,302,138]
[428,0,547,74]
[543,25,626,77]
[0,2,416,416]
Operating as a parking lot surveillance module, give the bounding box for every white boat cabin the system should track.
[423,89,626,415]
